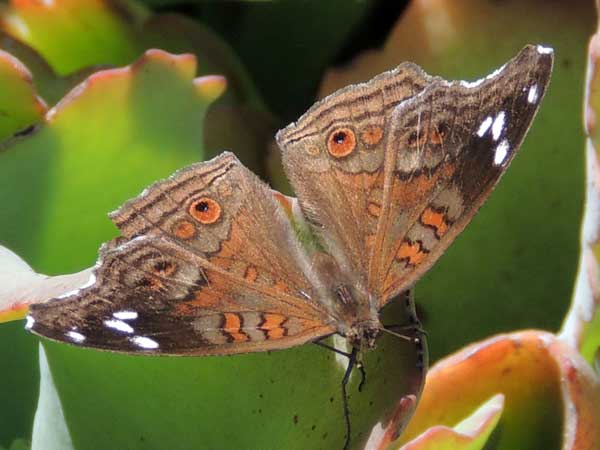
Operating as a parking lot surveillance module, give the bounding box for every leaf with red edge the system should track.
[561,0,600,366]
[0,48,45,139]
[0,2,275,174]
[0,0,145,75]
[0,31,103,107]
[399,394,504,450]
[0,50,225,275]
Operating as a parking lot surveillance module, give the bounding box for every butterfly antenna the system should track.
[379,326,420,343]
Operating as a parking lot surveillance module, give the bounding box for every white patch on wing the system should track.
[25,315,35,330]
[66,330,86,343]
[476,116,493,137]
[116,235,149,251]
[487,63,507,80]
[131,336,159,349]
[537,45,553,55]
[494,139,510,165]
[491,111,506,141]
[104,319,134,334]
[57,288,80,299]
[527,84,539,104]
[113,310,138,320]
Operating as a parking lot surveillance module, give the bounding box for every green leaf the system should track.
[0,321,38,448]
[0,50,225,274]
[1,0,146,75]
[0,49,46,140]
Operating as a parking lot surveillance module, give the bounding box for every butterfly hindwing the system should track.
[28,153,335,354]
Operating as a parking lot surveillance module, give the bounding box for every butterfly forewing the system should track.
[372,45,553,304]
[28,153,335,354]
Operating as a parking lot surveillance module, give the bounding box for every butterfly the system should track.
[26,44,553,449]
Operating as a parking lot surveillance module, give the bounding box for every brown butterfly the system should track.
[26,44,553,448]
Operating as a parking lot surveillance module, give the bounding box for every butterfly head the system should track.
[347,321,381,352]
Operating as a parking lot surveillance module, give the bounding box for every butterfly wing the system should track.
[28,153,335,355]
[371,45,553,304]
[277,45,553,308]
[277,61,435,289]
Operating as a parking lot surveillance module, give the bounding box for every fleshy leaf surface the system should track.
[193,1,374,119]
[0,2,276,447]
[31,345,74,450]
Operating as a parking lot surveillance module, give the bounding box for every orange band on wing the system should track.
[260,313,287,340]
[396,240,429,267]
[420,207,449,238]
[223,312,248,342]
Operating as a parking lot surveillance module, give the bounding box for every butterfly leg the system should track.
[341,347,358,450]
[313,339,353,358]
[313,340,364,450]
[313,340,367,392]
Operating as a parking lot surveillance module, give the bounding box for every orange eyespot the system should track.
[172,220,196,239]
[327,127,356,158]
[361,125,383,146]
[189,197,222,224]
